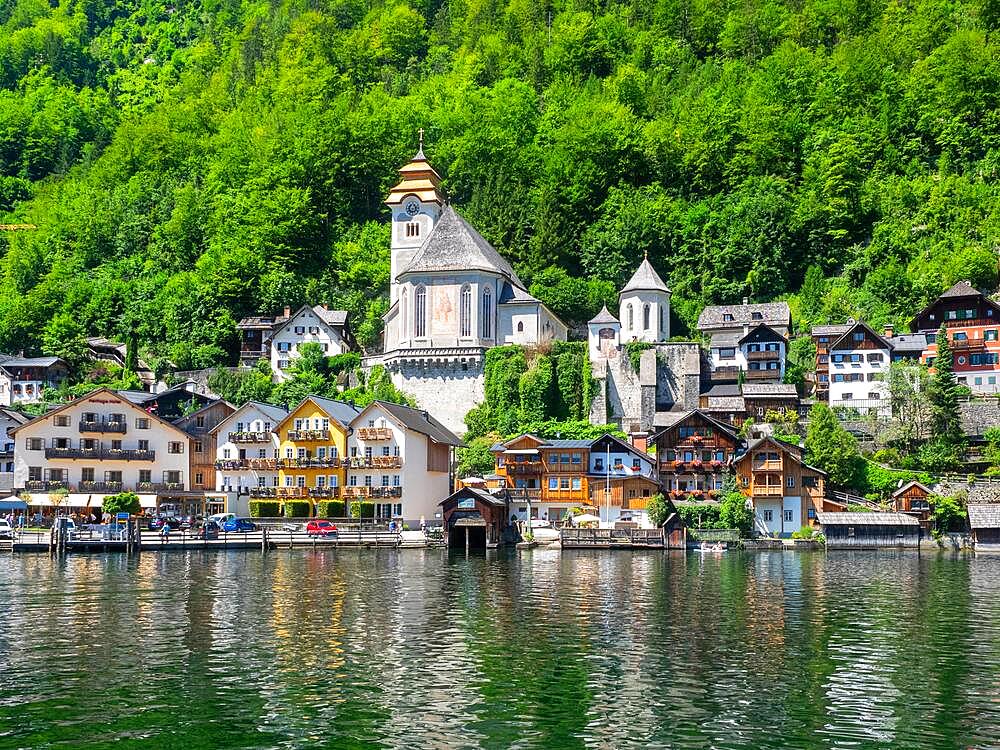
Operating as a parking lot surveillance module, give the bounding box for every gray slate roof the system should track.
[710,332,741,348]
[968,504,1000,529]
[817,512,920,526]
[546,439,594,449]
[398,205,524,287]
[372,400,464,446]
[0,355,63,368]
[620,258,669,295]
[889,334,928,352]
[701,384,742,397]
[308,396,361,428]
[697,301,791,331]
[811,324,852,336]
[498,281,539,304]
[589,305,620,325]
[939,280,982,299]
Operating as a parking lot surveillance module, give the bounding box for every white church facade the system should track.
[375,144,568,434]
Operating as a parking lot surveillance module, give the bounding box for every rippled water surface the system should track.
[1,549,999,749]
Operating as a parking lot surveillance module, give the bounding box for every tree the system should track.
[927,325,965,455]
[804,403,863,488]
[456,436,498,479]
[646,493,670,527]
[718,476,755,538]
[930,492,967,533]
[42,312,91,377]
[885,362,932,453]
[102,492,141,516]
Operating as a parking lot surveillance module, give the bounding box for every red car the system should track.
[305,520,338,537]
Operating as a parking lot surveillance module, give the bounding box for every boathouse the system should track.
[816,512,921,548]
[439,487,508,549]
[968,504,1000,551]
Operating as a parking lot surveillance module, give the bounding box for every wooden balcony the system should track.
[542,489,588,503]
[347,456,402,469]
[711,366,740,381]
[24,480,67,491]
[248,487,278,498]
[275,487,310,499]
[752,485,783,497]
[950,338,986,351]
[229,431,271,443]
[282,457,341,469]
[507,462,543,474]
[357,427,393,441]
[507,488,541,502]
[44,447,155,461]
[752,461,782,471]
[747,350,781,361]
[745,368,782,380]
[343,486,403,499]
[136,481,185,492]
[79,419,127,434]
[287,429,330,441]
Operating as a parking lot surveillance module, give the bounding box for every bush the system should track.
[646,493,669,526]
[791,525,818,539]
[872,448,902,466]
[350,500,375,518]
[316,500,346,518]
[284,500,312,518]
[249,500,280,517]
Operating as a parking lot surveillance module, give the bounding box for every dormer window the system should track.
[723,313,734,322]
[751,312,763,320]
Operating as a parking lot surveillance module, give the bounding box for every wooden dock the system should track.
[9,527,408,554]
[559,527,683,549]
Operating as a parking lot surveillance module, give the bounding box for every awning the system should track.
[23,493,101,507]
[137,494,158,509]
[0,496,27,511]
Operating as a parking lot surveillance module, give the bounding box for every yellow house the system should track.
[275,396,360,510]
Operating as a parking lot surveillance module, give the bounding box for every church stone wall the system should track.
[387,361,485,436]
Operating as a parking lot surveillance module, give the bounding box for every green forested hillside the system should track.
[1,0,999,367]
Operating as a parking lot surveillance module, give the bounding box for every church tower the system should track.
[619,256,671,343]
[385,131,445,305]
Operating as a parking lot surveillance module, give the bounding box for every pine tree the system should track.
[804,403,863,488]
[928,324,965,449]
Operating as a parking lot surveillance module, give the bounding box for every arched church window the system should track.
[460,285,472,337]
[643,304,651,330]
[415,285,427,338]
[517,321,524,333]
[482,287,493,339]
[628,304,634,330]
[401,288,408,338]
[660,306,665,333]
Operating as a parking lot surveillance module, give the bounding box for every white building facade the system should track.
[11,389,193,512]
[346,400,462,524]
[0,356,69,406]
[827,321,891,415]
[211,401,287,516]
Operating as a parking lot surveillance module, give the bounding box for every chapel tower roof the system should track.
[385,129,446,206]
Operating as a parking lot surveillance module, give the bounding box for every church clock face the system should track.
[405,200,420,216]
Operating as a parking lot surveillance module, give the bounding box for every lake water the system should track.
[1,549,998,749]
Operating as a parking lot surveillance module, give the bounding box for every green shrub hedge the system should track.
[284,500,312,518]
[249,500,280,517]
[350,500,375,518]
[316,500,346,518]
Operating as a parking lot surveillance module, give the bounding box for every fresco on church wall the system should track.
[431,284,457,336]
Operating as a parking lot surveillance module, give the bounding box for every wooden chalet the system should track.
[650,410,739,504]
[891,480,933,532]
[439,486,509,549]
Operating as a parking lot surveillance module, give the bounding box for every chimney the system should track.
[742,296,749,306]
[283,306,291,317]
[743,324,749,337]
[631,433,648,452]
[884,323,895,338]
[320,303,328,310]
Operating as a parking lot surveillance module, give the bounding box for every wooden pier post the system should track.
[261,527,268,553]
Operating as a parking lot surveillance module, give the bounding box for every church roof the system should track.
[498,281,540,304]
[398,205,525,287]
[589,305,620,325]
[620,258,670,297]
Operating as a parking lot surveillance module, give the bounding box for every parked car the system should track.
[207,513,236,528]
[305,520,338,537]
[0,519,13,538]
[193,521,220,540]
[222,518,256,533]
